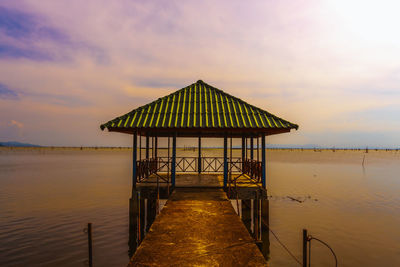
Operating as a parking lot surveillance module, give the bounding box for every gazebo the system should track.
[100,80,298,190]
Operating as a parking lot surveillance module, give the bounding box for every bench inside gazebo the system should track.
[101,80,298,192]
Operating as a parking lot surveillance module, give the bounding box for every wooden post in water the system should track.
[146,193,157,232]
[260,197,270,260]
[139,194,145,241]
[132,132,137,191]
[87,223,93,267]
[253,194,260,241]
[261,134,266,189]
[303,229,308,267]
[223,136,228,188]
[128,195,139,257]
[242,199,252,233]
[198,137,201,173]
[172,133,176,187]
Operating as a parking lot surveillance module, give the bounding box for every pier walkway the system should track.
[128,187,267,266]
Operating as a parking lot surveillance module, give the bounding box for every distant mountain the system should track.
[0,141,41,147]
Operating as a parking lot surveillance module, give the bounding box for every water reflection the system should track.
[128,186,270,261]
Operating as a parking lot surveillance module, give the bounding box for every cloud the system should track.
[0,119,24,140]
[0,0,399,146]
[0,6,67,61]
[0,5,106,62]
[10,119,23,129]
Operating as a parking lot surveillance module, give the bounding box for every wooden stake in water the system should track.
[87,223,93,267]
[303,229,307,267]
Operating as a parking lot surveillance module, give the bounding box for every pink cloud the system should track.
[0,0,399,146]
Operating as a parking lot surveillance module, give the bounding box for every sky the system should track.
[0,0,399,147]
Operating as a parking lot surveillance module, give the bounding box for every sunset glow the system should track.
[0,0,399,147]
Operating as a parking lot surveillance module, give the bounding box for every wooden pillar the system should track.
[242,199,252,233]
[139,193,145,242]
[250,137,254,160]
[145,134,150,159]
[241,136,245,170]
[152,136,154,158]
[167,137,170,184]
[245,137,247,159]
[254,194,260,240]
[132,132,137,192]
[223,136,228,188]
[172,133,176,187]
[257,137,259,162]
[139,133,142,161]
[154,136,158,159]
[260,198,270,260]
[198,137,201,174]
[261,134,266,188]
[146,194,157,232]
[154,136,158,174]
[230,137,233,179]
[128,192,139,257]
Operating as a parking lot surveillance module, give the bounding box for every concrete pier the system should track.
[128,187,267,266]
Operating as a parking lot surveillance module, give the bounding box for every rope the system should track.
[231,183,302,266]
[308,236,338,267]
[261,216,302,266]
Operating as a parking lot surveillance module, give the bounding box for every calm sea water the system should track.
[0,148,399,266]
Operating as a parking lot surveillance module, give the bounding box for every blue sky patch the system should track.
[0,6,36,38]
[0,44,53,60]
[0,6,70,60]
[0,6,67,41]
[0,83,19,100]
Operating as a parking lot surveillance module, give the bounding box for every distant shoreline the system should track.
[0,146,399,151]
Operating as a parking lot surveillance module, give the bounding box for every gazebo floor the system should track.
[137,173,261,188]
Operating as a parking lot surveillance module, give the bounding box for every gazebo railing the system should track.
[242,159,262,182]
[155,157,243,173]
[136,158,157,181]
[135,157,263,184]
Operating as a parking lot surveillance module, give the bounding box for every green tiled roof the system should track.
[100,80,298,131]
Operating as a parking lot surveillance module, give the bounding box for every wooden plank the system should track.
[128,187,267,266]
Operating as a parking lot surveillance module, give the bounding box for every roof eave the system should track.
[102,126,295,137]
